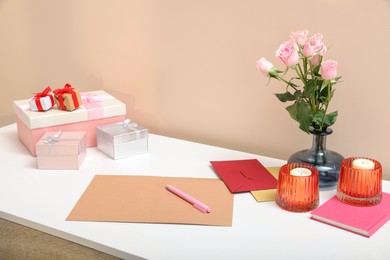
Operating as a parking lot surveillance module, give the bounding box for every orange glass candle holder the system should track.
[337,157,382,206]
[275,163,319,212]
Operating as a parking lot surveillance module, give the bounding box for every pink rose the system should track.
[256,58,275,76]
[276,41,299,67]
[290,30,308,45]
[310,54,321,66]
[310,33,325,53]
[310,45,326,66]
[321,60,338,80]
[302,42,315,57]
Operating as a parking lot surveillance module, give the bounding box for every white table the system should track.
[1,123,389,260]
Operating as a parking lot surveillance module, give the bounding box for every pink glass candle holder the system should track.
[337,157,382,206]
[275,163,319,212]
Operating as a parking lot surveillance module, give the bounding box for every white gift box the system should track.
[96,120,148,159]
[29,93,55,112]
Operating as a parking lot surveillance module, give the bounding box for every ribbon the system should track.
[42,130,62,155]
[43,130,63,144]
[81,92,104,104]
[117,119,141,140]
[33,86,51,99]
[54,83,80,110]
[81,92,104,120]
[42,131,84,155]
[33,86,54,111]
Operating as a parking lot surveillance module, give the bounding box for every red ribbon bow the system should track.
[34,86,52,99]
[54,83,74,95]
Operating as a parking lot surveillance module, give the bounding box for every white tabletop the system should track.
[1,123,389,260]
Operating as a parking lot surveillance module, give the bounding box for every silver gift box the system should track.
[96,120,148,159]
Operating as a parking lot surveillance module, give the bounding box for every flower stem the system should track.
[295,65,306,85]
[320,81,332,130]
[276,75,299,91]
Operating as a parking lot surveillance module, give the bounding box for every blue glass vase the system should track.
[287,128,344,190]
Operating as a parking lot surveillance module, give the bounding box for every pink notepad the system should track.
[311,192,390,237]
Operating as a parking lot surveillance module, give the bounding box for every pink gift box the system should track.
[13,90,126,156]
[36,131,87,170]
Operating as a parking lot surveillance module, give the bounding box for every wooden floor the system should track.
[0,218,122,260]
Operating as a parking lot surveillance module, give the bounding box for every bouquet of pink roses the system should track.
[256,30,341,133]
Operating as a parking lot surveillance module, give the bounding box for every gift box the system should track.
[54,84,82,111]
[29,86,55,112]
[13,90,126,156]
[96,119,148,159]
[36,131,86,170]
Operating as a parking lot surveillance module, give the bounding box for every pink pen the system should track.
[166,184,211,213]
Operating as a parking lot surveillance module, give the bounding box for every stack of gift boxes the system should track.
[13,84,149,170]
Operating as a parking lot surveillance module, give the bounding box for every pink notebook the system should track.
[311,192,390,237]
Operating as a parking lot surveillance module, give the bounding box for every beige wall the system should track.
[1,0,389,179]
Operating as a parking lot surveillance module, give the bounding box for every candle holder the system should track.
[337,157,382,206]
[275,163,319,212]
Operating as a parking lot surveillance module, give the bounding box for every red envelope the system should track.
[210,159,277,193]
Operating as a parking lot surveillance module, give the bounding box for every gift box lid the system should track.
[36,131,86,155]
[14,90,126,129]
[97,120,148,144]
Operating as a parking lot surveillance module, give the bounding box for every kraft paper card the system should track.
[250,166,281,202]
[66,175,234,226]
[210,159,278,193]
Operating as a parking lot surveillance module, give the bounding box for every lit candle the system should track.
[290,167,312,176]
[337,157,382,206]
[352,158,375,170]
[276,164,319,212]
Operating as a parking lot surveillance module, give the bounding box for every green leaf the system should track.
[296,102,313,133]
[286,102,314,132]
[321,80,329,88]
[303,79,317,98]
[286,102,298,121]
[331,76,342,84]
[294,90,302,99]
[313,110,325,126]
[319,86,330,103]
[324,111,338,127]
[330,89,335,99]
[275,92,296,102]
